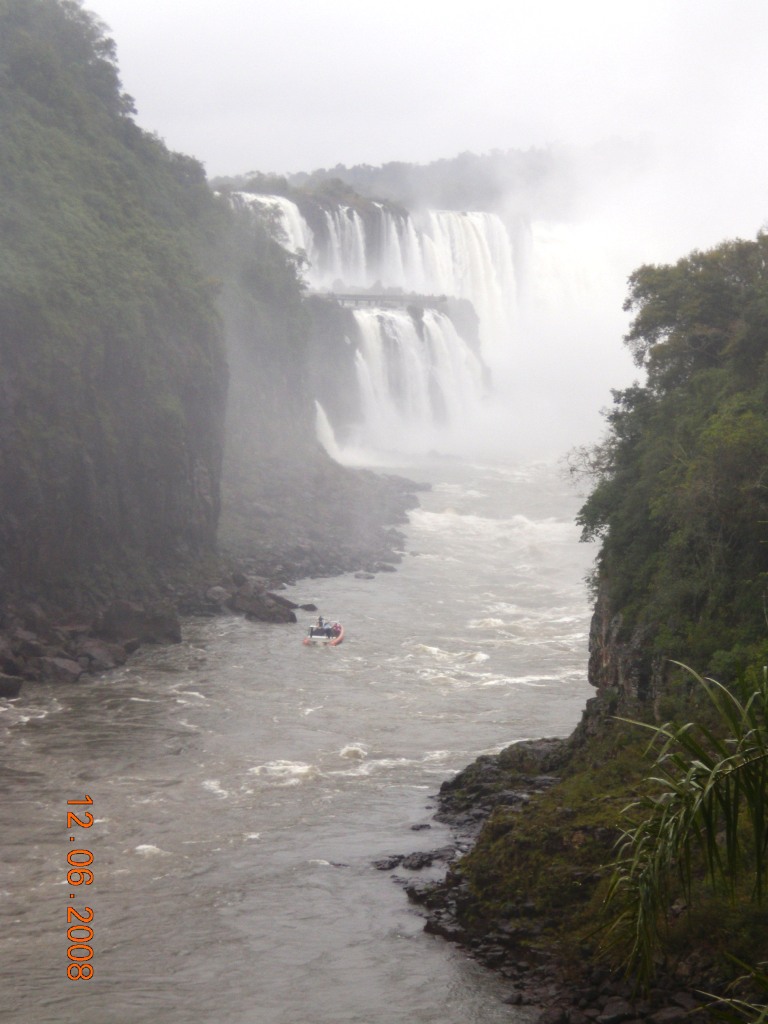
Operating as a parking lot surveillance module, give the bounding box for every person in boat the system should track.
[311,615,331,639]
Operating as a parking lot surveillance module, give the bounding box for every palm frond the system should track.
[605,663,768,981]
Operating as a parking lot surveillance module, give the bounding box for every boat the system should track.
[303,620,344,646]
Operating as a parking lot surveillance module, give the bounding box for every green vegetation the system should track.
[574,233,768,675]
[606,666,768,1006]
[0,0,229,597]
[0,0,327,607]
[446,234,768,1005]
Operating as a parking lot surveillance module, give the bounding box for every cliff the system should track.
[397,234,768,1020]
[0,0,421,683]
[0,0,228,605]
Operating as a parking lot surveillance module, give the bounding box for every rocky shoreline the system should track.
[0,462,426,695]
[378,738,715,1024]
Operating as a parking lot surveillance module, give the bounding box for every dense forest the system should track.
[577,234,768,684]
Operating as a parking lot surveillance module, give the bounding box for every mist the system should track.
[84,0,768,458]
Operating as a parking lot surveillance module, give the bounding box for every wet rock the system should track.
[0,637,24,676]
[424,917,469,943]
[241,594,297,623]
[14,632,46,658]
[78,639,128,672]
[647,1009,689,1024]
[400,846,456,870]
[205,586,231,606]
[0,673,22,698]
[596,997,636,1024]
[264,591,299,611]
[373,855,404,871]
[39,656,83,683]
[401,851,436,870]
[536,1007,568,1024]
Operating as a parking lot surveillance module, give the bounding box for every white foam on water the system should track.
[202,779,229,799]
[339,743,367,760]
[134,844,170,857]
[249,760,320,785]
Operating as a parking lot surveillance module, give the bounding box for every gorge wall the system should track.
[0,0,230,607]
[0,0,415,624]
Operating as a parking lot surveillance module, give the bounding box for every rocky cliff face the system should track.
[0,0,424,676]
[586,581,666,707]
[0,0,230,607]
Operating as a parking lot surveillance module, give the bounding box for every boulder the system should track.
[39,657,83,684]
[78,639,129,672]
[242,594,297,623]
[0,674,22,698]
[0,637,23,676]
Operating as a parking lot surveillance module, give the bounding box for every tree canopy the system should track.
[576,233,768,676]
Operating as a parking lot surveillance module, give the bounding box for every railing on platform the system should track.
[309,292,448,310]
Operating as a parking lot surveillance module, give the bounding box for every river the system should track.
[1,456,595,1024]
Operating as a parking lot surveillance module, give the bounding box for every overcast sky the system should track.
[81,0,768,449]
[84,5,760,160]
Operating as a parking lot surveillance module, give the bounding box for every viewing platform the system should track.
[309,292,448,310]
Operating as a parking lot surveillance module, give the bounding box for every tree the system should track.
[575,233,768,672]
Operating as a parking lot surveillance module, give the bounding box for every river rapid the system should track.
[1,457,595,1024]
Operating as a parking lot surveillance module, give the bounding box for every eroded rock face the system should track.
[587,583,665,705]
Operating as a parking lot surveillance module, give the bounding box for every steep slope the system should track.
[0,0,421,665]
[578,233,768,694]
[0,0,228,603]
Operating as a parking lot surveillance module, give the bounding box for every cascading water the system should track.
[415,210,517,355]
[237,191,631,458]
[350,307,485,452]
[238,193,517,363]
[237,193,517,454]
[235,192,318,264]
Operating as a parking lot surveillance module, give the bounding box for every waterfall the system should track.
[234,193,317,262]
[314,401,343,459]
[237,190,626,456]
[350,307,485,453]
[320,207,368,288]
[415,210,516,365]
[240,194,516,363]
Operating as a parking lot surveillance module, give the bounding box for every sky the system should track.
[82,0,768,260]
[85,0,766,184]
[82,0,768,452]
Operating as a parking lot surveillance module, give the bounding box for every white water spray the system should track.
[350,307,485,453]
[240,191,634,458]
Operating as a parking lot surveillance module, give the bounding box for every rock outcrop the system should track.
[587,583,667,705]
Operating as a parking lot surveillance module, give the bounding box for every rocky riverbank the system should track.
[0,460,425,695]
[380,734,718,1024]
